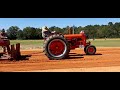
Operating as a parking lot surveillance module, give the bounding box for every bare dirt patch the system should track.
[0,47,120,72]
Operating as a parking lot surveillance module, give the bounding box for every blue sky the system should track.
[0,18,120,30]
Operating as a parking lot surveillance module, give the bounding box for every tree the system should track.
[16,30,24,39]
[76,26,83,34]
[36,28,43,39]
[3,21,120,40]
[7,26,20,40]
[49,26,56,31]
[108,22,113,26]
[23,27,38,39]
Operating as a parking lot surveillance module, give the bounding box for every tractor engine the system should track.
[64,33,88,49]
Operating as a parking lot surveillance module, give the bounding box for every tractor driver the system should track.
[42,26,52,39]
[0,30,8,39]
[80,30,89,39]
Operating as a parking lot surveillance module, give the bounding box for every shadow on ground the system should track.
[66,53,84,59]
[20,55,32,60]
[69,53,102,56]
[67,53,102,59]
[82,53,102,56]
[13,55,32,61]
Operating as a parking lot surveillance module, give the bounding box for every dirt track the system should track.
[0,47,120,72]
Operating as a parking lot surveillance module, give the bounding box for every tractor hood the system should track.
[64,34,86,40]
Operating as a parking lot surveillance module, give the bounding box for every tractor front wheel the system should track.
[85,45,96,55]
[84,45,89,54]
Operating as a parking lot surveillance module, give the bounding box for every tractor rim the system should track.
[48,39,67,57]
[88,47,95,54]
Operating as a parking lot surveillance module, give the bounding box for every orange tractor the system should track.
[43,29,96,60]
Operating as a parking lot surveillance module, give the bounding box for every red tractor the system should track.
[0,38,10,54]
[43,30,96,60]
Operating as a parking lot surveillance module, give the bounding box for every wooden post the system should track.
[6,45,11,54]
[16,43,21,58]
[11,44,16,60]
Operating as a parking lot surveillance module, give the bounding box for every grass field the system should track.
[10,40,44,50]
[90,38,120,47]
[7,38,120,50]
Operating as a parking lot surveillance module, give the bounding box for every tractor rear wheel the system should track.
[44,34,70,60]
[85,45,96,55]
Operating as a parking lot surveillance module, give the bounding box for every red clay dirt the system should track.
[0,47,120,72]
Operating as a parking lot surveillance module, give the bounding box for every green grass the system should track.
[89,38,120,47]
[8,38,120,50]
[10,40,44,50]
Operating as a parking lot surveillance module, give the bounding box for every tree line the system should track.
[0,22,120,40]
